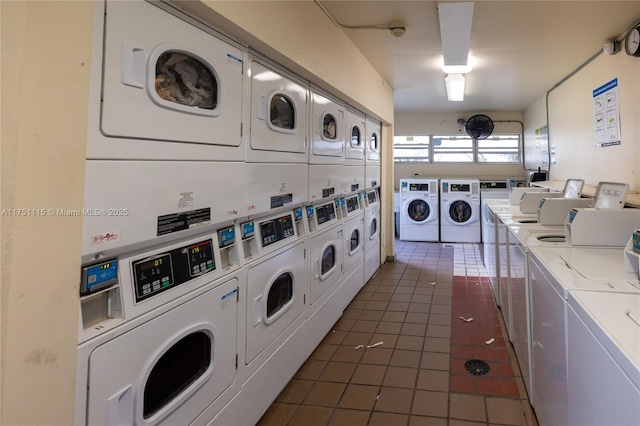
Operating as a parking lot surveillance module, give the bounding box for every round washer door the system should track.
[447,200,474,224]
[405,198,434,224]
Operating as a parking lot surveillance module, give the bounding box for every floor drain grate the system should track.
[465,359,491,376]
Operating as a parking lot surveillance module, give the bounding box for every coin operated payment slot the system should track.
[217,226,239,270]
[79,259,123,332]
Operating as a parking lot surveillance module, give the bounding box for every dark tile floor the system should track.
[258,241,538,426]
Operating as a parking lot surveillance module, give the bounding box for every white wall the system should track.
[176,0,394,125]
[1,2,93,424]
[393,112,527,190]
[525,50,640,191]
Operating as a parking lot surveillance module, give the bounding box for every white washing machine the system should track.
[440,178,481,243]
[75,229,243,425]
[528,246,639,426]
[86,0,244,161]
[480,180,510,268]
[364,189,381,284]
[340,192,366,309]
[399,178,439,242]
[247,57,308,164]
[566,290,640,426]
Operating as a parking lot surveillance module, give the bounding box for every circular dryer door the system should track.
[406,199,433,224]
[447,200,474,224]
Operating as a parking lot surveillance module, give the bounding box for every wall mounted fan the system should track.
[465,114,494,139]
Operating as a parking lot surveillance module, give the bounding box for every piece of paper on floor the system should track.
[459,316,474,322]
[485,338,495,345]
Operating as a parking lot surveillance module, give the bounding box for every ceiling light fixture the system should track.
[438,2,474,67]
[445,73,465,101]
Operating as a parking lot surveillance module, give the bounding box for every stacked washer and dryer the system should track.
[75,2,384,425]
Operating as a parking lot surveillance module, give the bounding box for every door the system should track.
[405,198,434,224]
[248,60,308,163]
[309,225,343,305]
[445,200,477,225]
[365,117,381,164]
[86,279,238,426]
[310,90,345,164]
[246,243,306,364]
[345,109,366,164]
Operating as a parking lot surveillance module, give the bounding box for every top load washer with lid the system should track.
[399,178,439,242]
[87,0,244,161]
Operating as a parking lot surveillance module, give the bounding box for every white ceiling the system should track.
[318,1,640,114]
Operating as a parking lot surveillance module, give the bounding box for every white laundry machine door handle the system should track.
[106,385,133,426]
[257,96,267,120]
[314,259,320,279]
[121,43,145,88]
[253,295,263,326]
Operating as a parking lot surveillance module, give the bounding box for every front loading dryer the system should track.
[309,88,345,202]
[364,189,381,284]
[245,56,309,217]
[239,210,306,371]
[440,178,481,243]
[87,0,244,161]
[76,231,243,426]
[399,178,439,242]
[247,57,309,164]
[340,192,365,309]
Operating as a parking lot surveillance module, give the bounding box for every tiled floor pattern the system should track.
[258,241,538,426]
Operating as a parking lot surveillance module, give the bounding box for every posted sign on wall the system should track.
[592,78,621,147]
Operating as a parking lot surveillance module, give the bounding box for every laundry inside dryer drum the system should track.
[323,114,337,139]
[155,52,217,109]
[267,273,294,319]
[350,230,360,252]
[408,200,430,222]
[270,94,295,130]
[449,200,472,223]
[144,331,211,419]
[321,246,336,275]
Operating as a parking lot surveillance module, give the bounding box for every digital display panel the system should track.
[217,227,235,248]
[133,254,174,300]
[409,183,430,192]
[260,214,295,247]
[346,196,359,213]
[187,240,215,277]
[81,259,118,295]
[367,191,377,204]
[450,184,470,192]
[316,203,336,226]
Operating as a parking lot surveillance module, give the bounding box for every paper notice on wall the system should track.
[593,78,621,148]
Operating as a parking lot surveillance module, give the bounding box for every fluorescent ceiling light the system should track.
[445,73,465,101]
[443,64,472,74]
[438,2,474,66]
